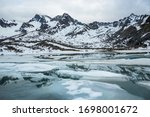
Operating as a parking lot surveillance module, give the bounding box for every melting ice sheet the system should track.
[0,79,142,100]
[14,63,57,72]
[0,52,150,100]
[0,62,57,72]
[56,70,127,81]
[59,80,142,100]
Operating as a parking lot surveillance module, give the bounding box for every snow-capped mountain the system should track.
[107,13,150,48]
[0,13,150,53]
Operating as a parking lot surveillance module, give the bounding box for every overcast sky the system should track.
[0,0,150,23]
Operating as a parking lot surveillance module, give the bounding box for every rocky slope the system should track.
[0,13,150,53]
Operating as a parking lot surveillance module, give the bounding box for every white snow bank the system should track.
[57,70,127,81]
[15,63,57,72]
[114,48,150,54]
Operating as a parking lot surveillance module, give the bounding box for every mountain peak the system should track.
[34,14,41,18]
[29,14,51,23]
[130,13,137,17]
[128,13,139,19]
[62,13,71,17]
[30,14,44,22]
[53,13,73,20]
[51,13,76,25]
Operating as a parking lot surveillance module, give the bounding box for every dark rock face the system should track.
[52,13,75,24]
[19,22,34,33]
[40,23,49,31]
[0,19,17,28]
[50,13,72,30]
[88,22,99,29]
[88,22,111,29]
[106,14,150,49]
[20,22,34,29]
[145,16,150,23]
[30,14,51,23]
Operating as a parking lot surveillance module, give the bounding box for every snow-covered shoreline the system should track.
[113,48,150,54]
[1,48,150,56]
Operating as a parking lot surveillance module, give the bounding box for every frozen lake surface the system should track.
[0,51,150,100]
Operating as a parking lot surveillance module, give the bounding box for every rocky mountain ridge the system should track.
[0,13,150,53]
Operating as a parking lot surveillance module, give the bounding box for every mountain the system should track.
[0,13,150,54]
[107,13,150,49]
[0,18,17,28]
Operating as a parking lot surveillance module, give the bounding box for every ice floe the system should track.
[15,63,57,72]
[57,70,127,81]
[61,80,142,100]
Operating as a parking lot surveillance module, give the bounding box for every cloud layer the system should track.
[0,0,150,23]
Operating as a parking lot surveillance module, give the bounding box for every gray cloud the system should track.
[0,0,150,23]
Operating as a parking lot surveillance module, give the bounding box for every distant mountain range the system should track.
[0,13,150,53]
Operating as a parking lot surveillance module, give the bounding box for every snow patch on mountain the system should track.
[0,13,150,54]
